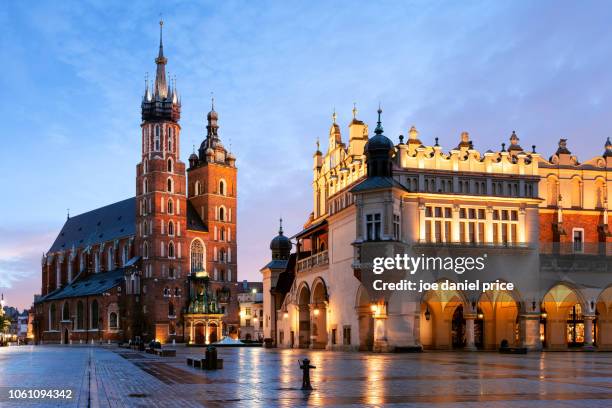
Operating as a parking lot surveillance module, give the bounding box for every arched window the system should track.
[547,176,558,207]
[174,287,180,296]
[219,207,225,221]
[167,178,173,192]
[220,228,225,241]
[595,178,606,209]
[143,241,149,259]
[168,127,173,152]
[154,125,161,150]
[219,249,226,263]
[62,302,69,321]
[219,180,226,195]
[143,178,148,194]
[143,159,148,173]
[169,302,175,316]
[167,198,174,214]
[167,158,173,173]
[571,178,582,208]
[168,221,174,236]
[76,301,84,329]
[195,181,202,196]
[163,287,170,296]
[168,242,175,258]
[109,312,118,330]
[49,304,57,330]
[190,240,205,273]
[91,300,99,329]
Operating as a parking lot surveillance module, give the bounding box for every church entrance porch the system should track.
[185,315,224,345]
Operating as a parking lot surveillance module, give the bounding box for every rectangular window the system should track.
[393,214,401,240]
[245,319,251,327]
[331,328,337,345]
[366,213,382,240]
[573,229,584,253]
[343,326,351,346]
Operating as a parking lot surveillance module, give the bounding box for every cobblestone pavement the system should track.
[1,345,612,407]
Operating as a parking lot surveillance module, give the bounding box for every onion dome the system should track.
[270,218,292,260]
[604,137,612,158]
[366,107,394,152]
[365,106,394,178]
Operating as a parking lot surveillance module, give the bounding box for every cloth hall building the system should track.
[262,107,612,352]
[34,23,239,345]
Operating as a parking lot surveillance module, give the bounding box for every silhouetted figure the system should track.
[299,358,316,390]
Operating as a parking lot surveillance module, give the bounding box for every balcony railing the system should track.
[297,250,329,272]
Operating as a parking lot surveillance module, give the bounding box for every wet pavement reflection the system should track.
[1,345,612,407]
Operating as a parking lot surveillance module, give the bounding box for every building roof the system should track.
[186,201,208,232]
[350,176,408,193]
[48,198,135,253]
[291,219,327,240]
[39,268,125,302]
[274,254,297,295]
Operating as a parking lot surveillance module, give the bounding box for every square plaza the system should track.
[1,345,611,407]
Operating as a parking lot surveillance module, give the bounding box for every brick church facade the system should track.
[33,22,239,345]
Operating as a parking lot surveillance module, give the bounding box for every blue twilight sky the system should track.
[2,1,612,309]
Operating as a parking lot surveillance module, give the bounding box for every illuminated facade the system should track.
[34,22,240,345]
[262,106,612,352]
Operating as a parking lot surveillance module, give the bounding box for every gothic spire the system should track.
[154,19,168,99]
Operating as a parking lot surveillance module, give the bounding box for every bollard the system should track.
[298,358,316,390]
[205,346,218,370]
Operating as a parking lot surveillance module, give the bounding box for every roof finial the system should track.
[332,107,337,124]
[67,208,70,220]
[279,217,284,235]
[375,103,383,135]
[211,91,215,111]
[316,137,320,151]
[158,17,164,57]
[192,144,196,154]
[352,102,357,119]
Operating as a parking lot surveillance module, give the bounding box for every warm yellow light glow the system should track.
[477,313,484,319]
[541,312,548,319]
[283,312,289,319]
[313,308,320,316]
[252,288,257,294]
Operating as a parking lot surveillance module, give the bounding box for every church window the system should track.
[220,228,225,241]
[167,178,173,192]
[76,301,84,329]
[49,303,57,330]
[90,300,99,330]
[219,207,225,221]
[219,180,226,195]
[109,312,118,330]
[168,127,173,152]
[190,240,205,274]
[167,158,173,172]
[169,302,175,316]
[168,198,174,214]
[123,245,129,266]
[62,302,69,321]
[143,242,149,259]
[168,241,175,258]
[168,221,174,236]
[155,125,160,150]
[143,178,148,194]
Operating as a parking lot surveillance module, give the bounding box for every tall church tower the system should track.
[135,21,188,341]
[187,99,238,327]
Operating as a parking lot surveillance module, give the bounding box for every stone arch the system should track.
[296,282,311,348]
[419,279,470,350]
[596,285,612,349]
[355,285,373,351]
[310,277,328,349]
[477,285,521,349]
[541,282,588,349]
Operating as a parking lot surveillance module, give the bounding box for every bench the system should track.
[154,349,176,357]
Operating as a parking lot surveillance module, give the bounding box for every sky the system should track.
[2,1,612,310]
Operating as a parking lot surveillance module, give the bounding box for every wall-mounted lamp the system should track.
[477,313,484,320]
[283,312,289,319]
[313,308,320,316]
[424,306,431,321]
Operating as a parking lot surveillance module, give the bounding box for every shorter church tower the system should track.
[187,99,239,330]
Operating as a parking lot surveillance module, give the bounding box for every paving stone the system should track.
[1,345,612,407]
